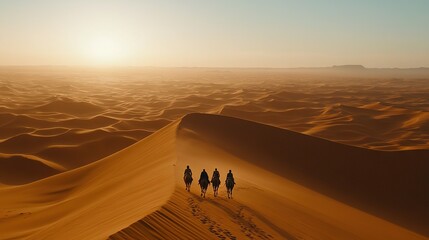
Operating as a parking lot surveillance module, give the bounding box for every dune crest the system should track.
[111,113,428,239]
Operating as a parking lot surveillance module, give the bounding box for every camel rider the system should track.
[184,165,192,181]
[212,168,220,180]
[199,169,209,184]
[226,169,235,184]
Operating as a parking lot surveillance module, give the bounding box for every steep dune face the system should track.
[178,113,429,237]
[0,121,178,240]
[111,114,427,240]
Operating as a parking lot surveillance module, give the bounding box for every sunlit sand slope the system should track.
[0,121,178,240]
[110,113,428,240]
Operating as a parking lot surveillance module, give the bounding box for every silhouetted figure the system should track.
[225,169,235,199]
[211,168,221,197]
[199,169,209,184]
[184,165,193,192]
[199,169,210,198]
[184,165,192,178]
[226,169,235,184]
[212,168,220,180]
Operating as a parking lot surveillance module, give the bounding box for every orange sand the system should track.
[0,67,428,239]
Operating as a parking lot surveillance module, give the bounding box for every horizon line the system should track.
[0,64,429,70]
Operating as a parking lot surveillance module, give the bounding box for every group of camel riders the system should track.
[183,165,236,198]
[184,166,235,186]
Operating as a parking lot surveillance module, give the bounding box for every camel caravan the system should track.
[183,166,236,199]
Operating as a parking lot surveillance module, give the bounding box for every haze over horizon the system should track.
[1,0,428,68]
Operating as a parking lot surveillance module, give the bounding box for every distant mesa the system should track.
[332,65,366,70]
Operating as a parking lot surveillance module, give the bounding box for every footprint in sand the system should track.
[233,207,273,240]
[188,197,237,240]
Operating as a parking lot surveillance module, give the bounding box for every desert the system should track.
[2,1,429,239]
[0,67,428,239]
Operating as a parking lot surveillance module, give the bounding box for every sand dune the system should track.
[0,121,178,240]
[33,97,104,117]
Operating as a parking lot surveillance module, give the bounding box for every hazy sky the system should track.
[0,0,428,67]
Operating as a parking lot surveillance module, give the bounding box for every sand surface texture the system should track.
[0,67,428,239]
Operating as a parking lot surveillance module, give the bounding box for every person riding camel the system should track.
[226,169,235,185]
[212,168,220,181]
[184,165,192,181]
[199,169,209,185]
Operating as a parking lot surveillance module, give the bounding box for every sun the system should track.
[85,36,128,65]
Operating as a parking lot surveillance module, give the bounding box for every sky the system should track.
[0,0,428,67]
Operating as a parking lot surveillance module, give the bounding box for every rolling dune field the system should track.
[0,67,428,239]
